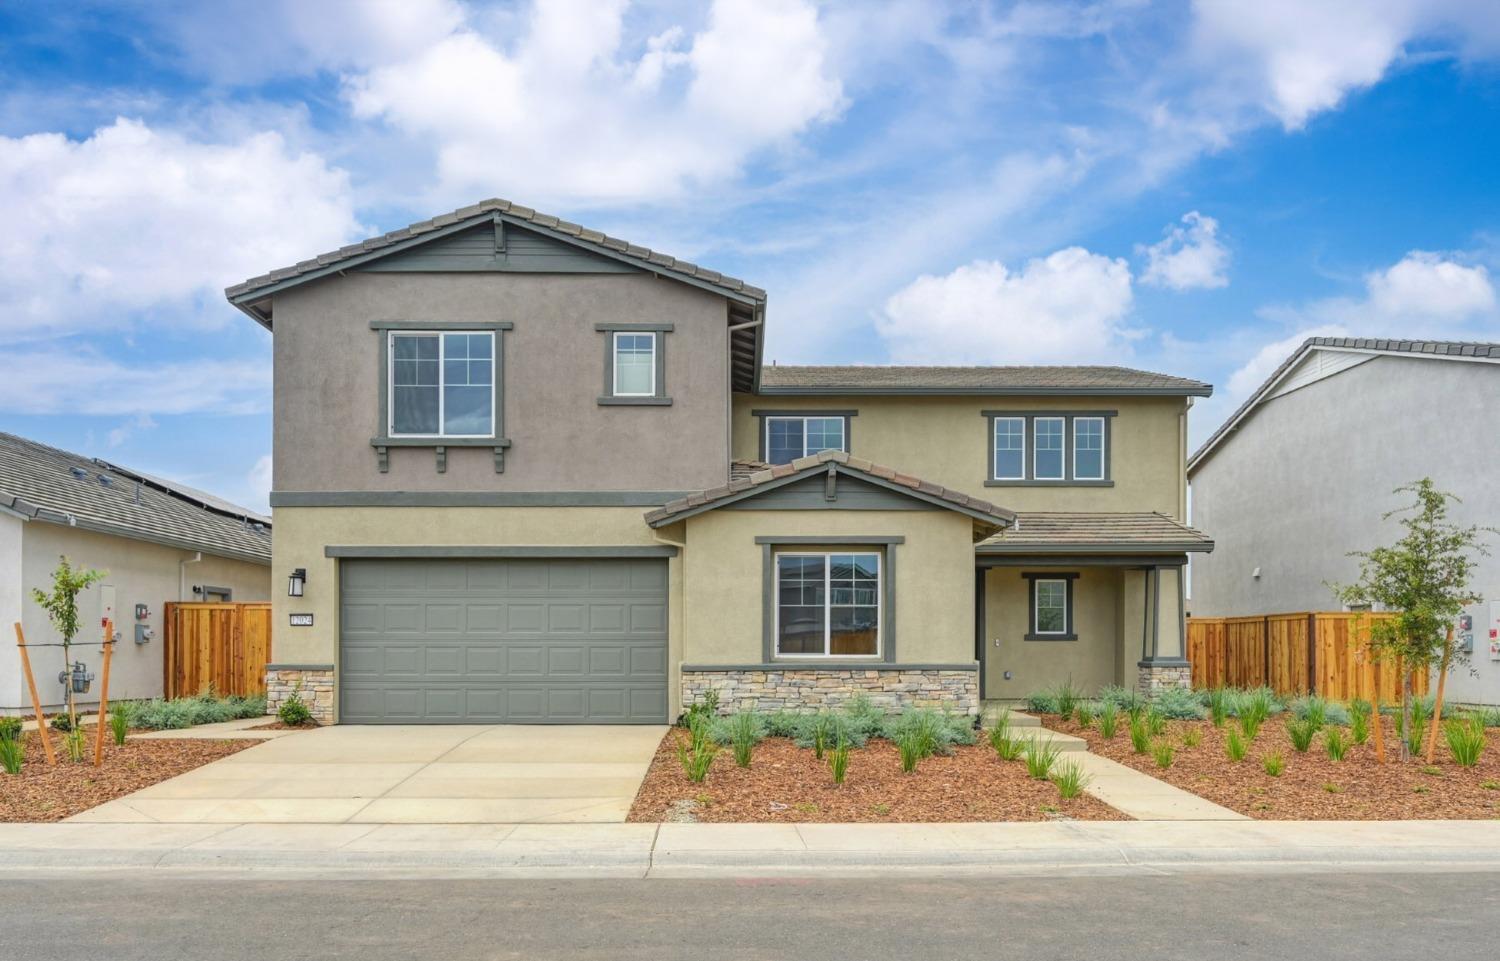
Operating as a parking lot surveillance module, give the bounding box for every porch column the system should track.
[1137,564,1191,694]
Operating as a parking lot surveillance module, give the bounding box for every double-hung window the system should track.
[992,417,1025,480]
[775,552,880,657]
[1073,416,1105,481]
[389,331,494,437]
[612,332,656,396]
[765,416,846,465]
[1033,417,1065,480]
[986,412,1113,484]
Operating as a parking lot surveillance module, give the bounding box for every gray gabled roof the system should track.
[226,198,767,312]
[1188,337,1500,474]
[977,512,1213,554]
[645,449,1015,529]
[0,433,271,565]
[757,365,1212,396]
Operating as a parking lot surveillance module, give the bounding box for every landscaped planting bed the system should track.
[0,731,258,822]
[628,702,1126,823]
[1041,695,1500,820]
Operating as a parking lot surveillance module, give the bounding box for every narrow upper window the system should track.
[766,416,845,465]
[775,552,880,657]
[1073,416,1105,481]
[1033,578,1069,635]
[1033,417,1065,481]
[390,331,494,437]
[612,332,656,396]
[992,417,1025,480]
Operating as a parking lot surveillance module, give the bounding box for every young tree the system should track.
[1331,479,1490,761]
[30,556,106,731]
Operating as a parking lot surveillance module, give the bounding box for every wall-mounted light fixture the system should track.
[288,568,307,597]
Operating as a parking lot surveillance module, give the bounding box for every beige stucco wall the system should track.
[982,567,1125,697]
[273,272,732,493]
[9,522,270,712]
[272,505,685,718]
[679,509,979,667]
[734,394,1189,517]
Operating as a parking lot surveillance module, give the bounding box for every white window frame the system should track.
[1032,577,1070,636]
[773,551,882,659]
[1032,416,1066,481]
[992,416,1026,481]
[1072,416,1106,481]
[764,415,846,463]
[611,331,657,397]
[387,330,496,439]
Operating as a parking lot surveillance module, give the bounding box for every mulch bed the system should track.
[1046,713,1500,820]
[0,731,258,822]
[627,730,1127,823]
[248,720,319,731]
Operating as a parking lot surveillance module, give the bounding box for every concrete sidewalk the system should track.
[2,820,1496,879]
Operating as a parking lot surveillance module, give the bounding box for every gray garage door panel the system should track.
[339,557,668,724]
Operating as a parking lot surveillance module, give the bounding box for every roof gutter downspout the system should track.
[180,551,203,603]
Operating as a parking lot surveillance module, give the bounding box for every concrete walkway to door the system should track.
[69,725,667,825]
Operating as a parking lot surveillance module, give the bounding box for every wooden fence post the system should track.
[93,620,114,767]
[13,623,56,765]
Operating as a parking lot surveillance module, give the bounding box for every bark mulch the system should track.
[0,731,258,822]
[1046,713,1500,820]
[627,730,1127,823]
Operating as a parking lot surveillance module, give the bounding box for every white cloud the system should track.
[106,413,158,449]
[1140,211,1229,290]
[246,454,274,513]
[345,0,844,203]
[0,118,364,341]
[0,349,271,416]
[876,247,1137,364]
[1365,251,1496,319]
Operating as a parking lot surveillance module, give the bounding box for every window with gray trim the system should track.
[389,331,494,438]
[766,415,845,465]
[596,322,672,405]
[983,411,1115,486]
[1023,572,1078,640]
[775,551,881,657]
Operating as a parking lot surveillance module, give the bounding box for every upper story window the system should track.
[390,331,494,437]
[765,416,846,465]
[983,411,1115,486]
[612,332,656,396]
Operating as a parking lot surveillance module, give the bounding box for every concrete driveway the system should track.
[70,724,667,825]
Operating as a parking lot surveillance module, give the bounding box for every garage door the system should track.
[338,557,668,724]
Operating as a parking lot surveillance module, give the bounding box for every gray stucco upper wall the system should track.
[1189,354,1500,619]
[272,272,730,493]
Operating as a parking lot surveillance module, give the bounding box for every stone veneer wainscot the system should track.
[265,666,336,724]
[682,668,979,716]
[1137,662,1192,695]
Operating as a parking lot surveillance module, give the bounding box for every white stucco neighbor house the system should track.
[1188,337,1500,707]
[0,432,273,714]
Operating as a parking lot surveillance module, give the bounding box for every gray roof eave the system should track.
[23,507,272,566]
[976,540,1214,555]
[756,385,1214,397]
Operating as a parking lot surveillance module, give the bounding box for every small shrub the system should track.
[1053,680,1081,720]
[1151,740,1175,769]
[1324,727,1351,761]
[828,739,850,785]
[1420,765,1442,776]
[895,728,925,773]
[1074,702,1097,729]
[1262,752,1285,777]
[1098,685,1147,714]
[1349,703,1371,745]
[676,714,718,782]
[1023,739,1062,779]
[0,716,22,743]
[1129,714,1151,754]
[1289,695,1349,729]
[1051,760,1091,799]
[1146,708,1167,737]
[1481,780,1500,791]
[277,690,313,727]
[1225,728,1248,762]
[65,727,86,763]
[1151,686,1206,720]
[1096,701,1119,739]
[1287,718,1318,753]
[109,708,129,746]
[1207,688,1230,727]
[1444,715,1486,768]
[50,713,78,733]
[1238,710,1264,741]
[1181,727,1202,748]
[1322,782,1344,794]
[810,712,833,760]
[679,689,719,728]
[727,712,762,769]
[1399,710,1427,758]
[0,737,22,775]
[988,711,1024,761]
[1026,688,1060,715]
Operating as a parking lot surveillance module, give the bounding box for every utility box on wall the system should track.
[1490,600,1500,662]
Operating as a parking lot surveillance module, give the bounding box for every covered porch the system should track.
[973,513,1214,703]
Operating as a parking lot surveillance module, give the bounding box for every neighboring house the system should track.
[226,198,1213,725]
[1188,337,1500,706]
[0,433,273,714]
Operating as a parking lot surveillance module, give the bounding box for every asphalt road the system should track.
[7,872,1496,960]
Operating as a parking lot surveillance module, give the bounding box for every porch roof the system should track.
[976,512,1213,554]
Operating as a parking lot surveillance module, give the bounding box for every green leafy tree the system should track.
[1331,479,1491,761]
[31,556,106,730]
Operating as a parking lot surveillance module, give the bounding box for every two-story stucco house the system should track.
[227,199,1213,725]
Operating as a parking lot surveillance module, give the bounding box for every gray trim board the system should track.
[760,537,899,663]
[750,409,860,417]
[985,479,1116,488]
[978,542,1211,555]
[681,663,978,673]
[753,535,905,545]
[369,320,514,331]
[597,396,673,406]
[759,386,1210,397]
[266,663,335,672]
[324,545,679,559]
[593,322,675,332]
[368,437,514,448]
[727,473,938,512]
[271,491,689,508]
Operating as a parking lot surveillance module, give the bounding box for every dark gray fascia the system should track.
[271,491,690,508]
[681,663,978,673]
[757,386,1213,397]
[324,545,678,558]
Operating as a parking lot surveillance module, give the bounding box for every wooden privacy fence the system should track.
[163,602,272,699]
[1186,612,1430,702]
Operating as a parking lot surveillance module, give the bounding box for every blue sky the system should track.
[2,0,1498,513]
